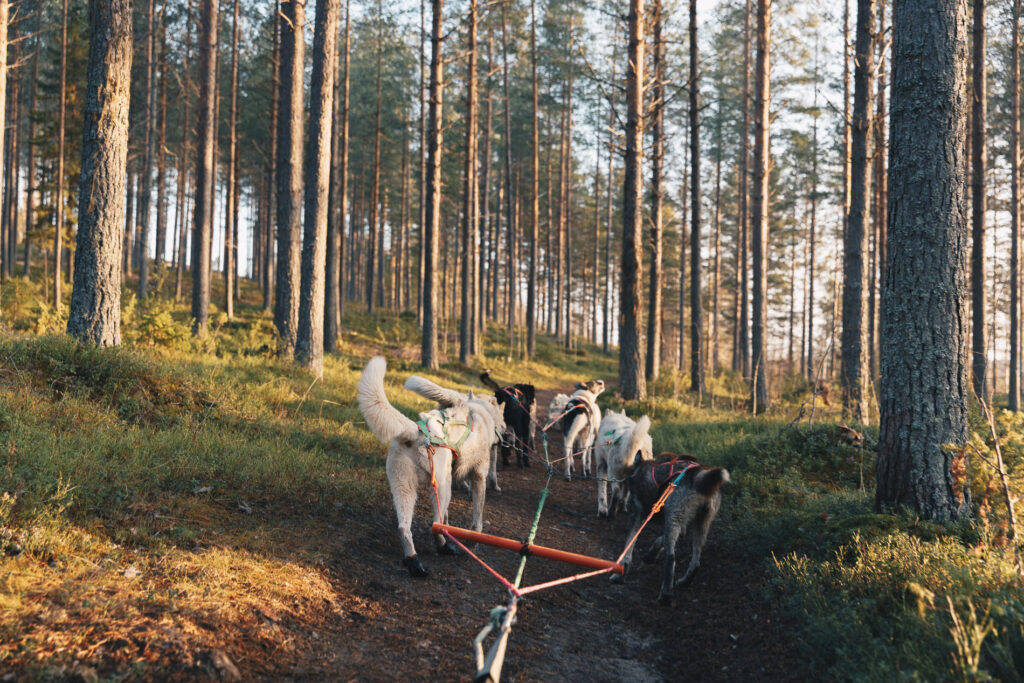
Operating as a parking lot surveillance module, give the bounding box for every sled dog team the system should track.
[357,356,730,604]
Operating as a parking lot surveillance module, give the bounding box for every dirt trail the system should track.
[296,386,807,682]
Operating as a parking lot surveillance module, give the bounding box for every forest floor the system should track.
[296,385,808,682]
[2,274,1022,681]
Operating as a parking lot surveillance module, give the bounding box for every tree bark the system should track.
[421,0,444,369]
[689,0,705,394]
[1011,0,1021,412]
[264,0,280,313]
[326,0,350,351]
[137,0,156,298]
[646,0,665,382]
[53,0,69,308]
[367,0,384,314]
[67,0,132,347]
[526,0,539,358]
[23,12,40,278]
[620,0,646,400]
[191,0,217,335]
[274,0,306,353]
[460,0,479,364]
[842,0,875,422]
[223,0,240,319]
[750,0,770,412]
[155,7,168,269]
[877,0,969,523]
[970,0,987,399]
[737,0,751,377]
[296,0,339,376]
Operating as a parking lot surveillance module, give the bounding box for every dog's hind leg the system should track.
[610,502,646,583]
[432,469,459,556]
[469,470,487,533]
[676,505,715,588]
[386,454,427,578]
[487,446,501,492]
[658,510,687,606]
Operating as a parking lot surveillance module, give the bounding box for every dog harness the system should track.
[602,426,629,445]
[417,410,474,456]
[650,456,700,490]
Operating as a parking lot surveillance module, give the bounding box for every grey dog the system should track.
[612,453,730,605]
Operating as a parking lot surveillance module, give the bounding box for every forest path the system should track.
[301,385,807,681]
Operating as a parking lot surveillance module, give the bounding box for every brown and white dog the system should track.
[612,452,730,605]
[357,357,504,578]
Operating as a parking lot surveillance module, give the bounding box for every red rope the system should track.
[517,567,615,596]
[439,529,522,596]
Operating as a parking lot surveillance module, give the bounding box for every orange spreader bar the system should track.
[431,523,625,575]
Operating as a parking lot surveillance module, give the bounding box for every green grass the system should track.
[1,269,1022,680]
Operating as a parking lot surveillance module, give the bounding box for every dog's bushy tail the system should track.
[358,357,418,444]
[694,467,730,496]
[624,416,653,464]
[479,370,502,393]
[403,375,466,409]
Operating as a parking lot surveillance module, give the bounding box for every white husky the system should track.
[546,393,571,432]
[357,357,504,578]
[592,411,653,517]
[560,380,605,479]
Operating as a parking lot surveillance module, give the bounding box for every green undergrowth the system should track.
[2,269,1023,679]
[617,388,1024,681]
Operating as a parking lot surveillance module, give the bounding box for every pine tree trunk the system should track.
[176,12,193,300]
[501,2,517,351]
[296,0,338,376]
[712,119,722,375]
[223,0,239,319]
[460,0,479,364]
[137,0,156,298]
[736,0,751,377]
[646,0,665,382]
[67,0,132,346]
[1011,0,1021,412]
[620,0,646,400]
[689,0,705,394]
[417,0,427,325]
[842,0,875,422]
[326,0,350,351]
[603,55,615,355]
[23,14,40,278]
[191,0,217,335]
[367,0,383,314]
[263,1,280,312]
[877,0,969,523]
[750,0,771,412]
[155,9,168,268]
[53,0,69,308]
[971,0,987,399]
[526,0,539,358]
[274,0,306,353]
[421,0,444,369]
[838,0,852,381]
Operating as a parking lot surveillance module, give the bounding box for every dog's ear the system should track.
[574,382,586,390]
[467,389,475,400]
[632,451,644,469]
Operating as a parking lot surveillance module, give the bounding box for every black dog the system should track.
[480,370,536,468]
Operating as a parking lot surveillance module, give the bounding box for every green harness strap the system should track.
[417,410,474,453]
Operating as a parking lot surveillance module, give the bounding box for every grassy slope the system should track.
[1,271,1023,680]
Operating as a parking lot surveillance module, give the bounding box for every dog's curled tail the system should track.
[404,375,466,409]
[624,416,653,464]
[479,369,502,393]
[358,357,418,444]
[694,467,730,496]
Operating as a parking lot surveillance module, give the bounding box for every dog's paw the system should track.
[657,591,673,606]
[403,555,429,578]
[437,542,460,557]
[609,572,624,584]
